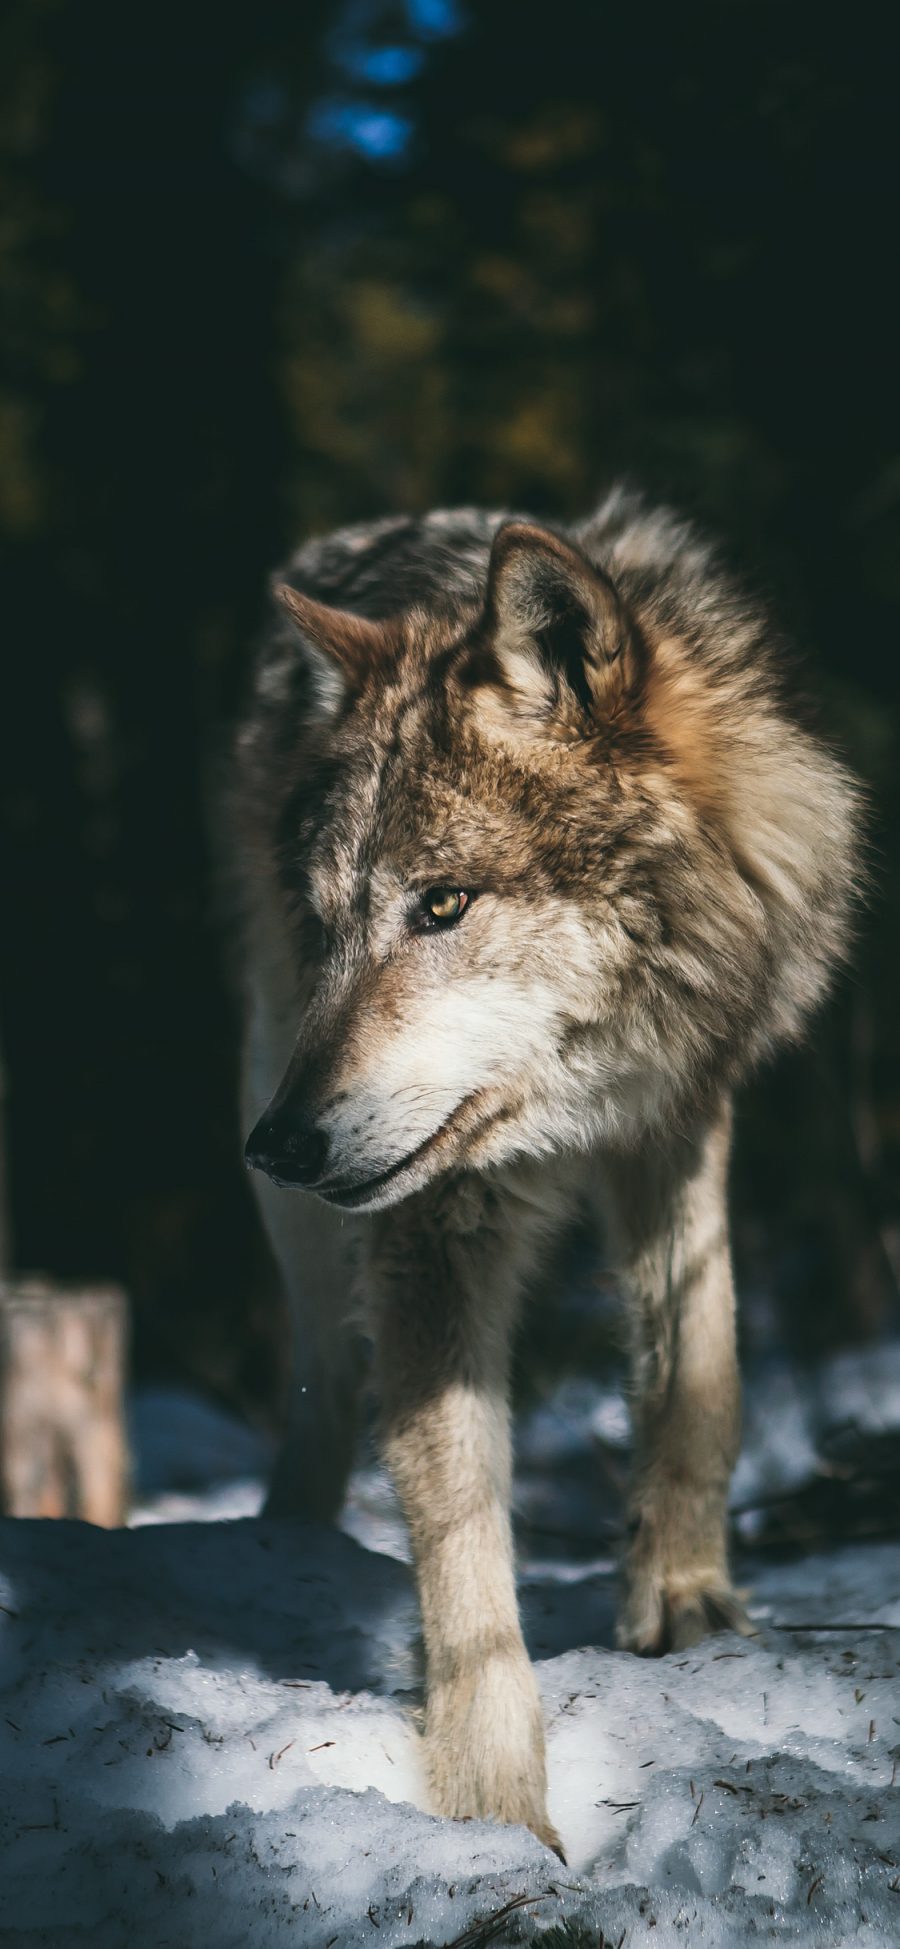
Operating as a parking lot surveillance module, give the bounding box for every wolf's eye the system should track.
[423,886,469,926]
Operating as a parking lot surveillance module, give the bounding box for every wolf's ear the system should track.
[275,583,389,714]
[478,522,642,728]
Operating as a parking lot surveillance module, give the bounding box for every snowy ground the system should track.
[2,1338,900,1946]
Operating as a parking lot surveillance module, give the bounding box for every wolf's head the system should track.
[243,516,859,1210]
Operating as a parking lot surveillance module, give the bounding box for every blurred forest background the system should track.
[1,0,898,1428]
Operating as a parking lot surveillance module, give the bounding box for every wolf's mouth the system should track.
[318,1142,435,1209]
[318,1090,501,1210]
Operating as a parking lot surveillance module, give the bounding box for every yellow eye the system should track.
[425,887,468,924]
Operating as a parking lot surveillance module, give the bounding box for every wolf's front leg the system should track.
[368,1177,563,1857]
[604,1103,751,1654]
[252,1174,365,1521]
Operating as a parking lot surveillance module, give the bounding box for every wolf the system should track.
[229,487,861,1856]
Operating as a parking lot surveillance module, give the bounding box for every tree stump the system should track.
[0,1278,129,1525]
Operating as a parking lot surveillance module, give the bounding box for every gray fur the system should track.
[226,489,864,1857]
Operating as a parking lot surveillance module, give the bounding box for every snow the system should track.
[1,1343,900,1945]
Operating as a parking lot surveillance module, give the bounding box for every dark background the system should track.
[1,0,898,1427]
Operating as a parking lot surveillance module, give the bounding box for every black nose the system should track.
[244,1108,329,1189]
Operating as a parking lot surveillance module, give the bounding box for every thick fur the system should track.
[228,488,862,1855]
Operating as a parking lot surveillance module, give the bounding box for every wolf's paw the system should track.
[617,1568,755,1657]
[425,1654,565,1861]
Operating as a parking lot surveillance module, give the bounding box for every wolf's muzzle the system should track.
[244,1109,329,1189]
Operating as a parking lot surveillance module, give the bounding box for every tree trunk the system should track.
[0,1278,129,1525]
